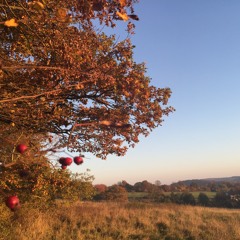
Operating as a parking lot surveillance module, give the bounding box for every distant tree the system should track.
[198,193,210,206]
[214,192,232,208]
[155,180,161,186]
[180,192,196,205]
[170,182,187,192]
[170,192,182,204]
[189,182,199,191]
[93,184,108,201]
[148,188,163,202]
[94,184,108,193]
[218,182,230,192]
[119,180,134,192]
[160,184,171,192]
[133,182,142,192]
[133,180,155,192]
[101,185,128,202]
[208,183,217,192]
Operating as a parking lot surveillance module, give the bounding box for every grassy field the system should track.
[1,201,240,240]
[189,191,216,199]
[128,191,216,200]
[128,192,148,199]
[164,191,216,199]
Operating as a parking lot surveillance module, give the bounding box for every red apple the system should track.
[74,156,83,165]
[5,195,20,211]
[62,157,72,166]
[61,165,67,170]
[59,157,65,165]
[16,144,27,154]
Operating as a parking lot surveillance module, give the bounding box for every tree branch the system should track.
[2,65,66,71]
[0,79,95,103]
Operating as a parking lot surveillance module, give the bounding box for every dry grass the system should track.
[1,201,240,240]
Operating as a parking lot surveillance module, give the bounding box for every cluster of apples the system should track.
[15,143,84,169]
[59,156,83,170]
[4,144,84,210]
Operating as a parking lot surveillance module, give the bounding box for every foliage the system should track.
[133,180,158,192]
[198,192,210,206]
[0,162,95,203]
[179,192,196,205]
[213,192,234,208]
[95,184,128,202]
[0,0,173,159]
[0,129,95,205]
[94,184,108,193]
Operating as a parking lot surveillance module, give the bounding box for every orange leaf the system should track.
[116,11,129,21]
[119,0,127,7]
[4,19,18,27]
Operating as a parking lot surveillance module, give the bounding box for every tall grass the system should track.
[1,201,240,240]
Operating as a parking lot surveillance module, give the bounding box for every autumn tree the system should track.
[0,0,173,163]
[94,184,108,193]
[99,185,128,202]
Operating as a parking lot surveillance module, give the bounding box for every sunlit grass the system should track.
[1,201,240,240]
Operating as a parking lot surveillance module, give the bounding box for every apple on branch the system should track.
[16,144,27,154]
[5,195,20,211]
[74,156,84,165]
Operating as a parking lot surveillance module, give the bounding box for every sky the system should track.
[71,0,240,185]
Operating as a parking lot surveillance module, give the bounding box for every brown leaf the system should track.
[128,14,139,21]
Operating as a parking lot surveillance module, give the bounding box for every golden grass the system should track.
[1,201,240,240]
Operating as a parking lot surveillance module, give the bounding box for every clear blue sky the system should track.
[71,1,240,185]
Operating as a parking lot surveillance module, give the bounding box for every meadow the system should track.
[128,191,216,201]
[1,201,240,240]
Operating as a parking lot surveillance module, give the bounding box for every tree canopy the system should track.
[0,0,174,161]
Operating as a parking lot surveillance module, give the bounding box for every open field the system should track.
[1,201,240,240]
[128,192,149,199]
[128,191,216,200]
[164,191,216,199]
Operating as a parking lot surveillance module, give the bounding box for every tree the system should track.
[0,1,174,206]
[155,180,161,187]
[94,184,108,193]
[198,192,210,206]
[180,192,196,205]
[98,185,128,202]
[214,192,232,208]
[93,184,108,200]
[118,180,134,192]
[0,0,174,162]
[133,180,155,192]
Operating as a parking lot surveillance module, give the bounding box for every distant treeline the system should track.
[94,179,240,208]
